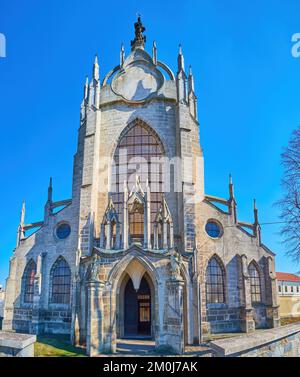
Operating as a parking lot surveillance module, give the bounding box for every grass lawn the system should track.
[35,335,86,357]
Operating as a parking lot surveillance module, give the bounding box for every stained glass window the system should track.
[51,258,71,305]
[205,221,222,238]
[56,223,71,239]
[111,121,164,241]
[249,263,261,303]
[206,257,225,304]
[24,260,36,303]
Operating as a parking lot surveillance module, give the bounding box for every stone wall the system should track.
[210,323,300,357]
[278,295,300,318]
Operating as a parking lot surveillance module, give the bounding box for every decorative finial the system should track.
[131,15,146,50]
[20,201,26,225]
[188,65,194,93]
[177,44,185,72]
[84,76,89,100]
[120,44,125,66]
[93,54,99,81]
[48,177,53,203]
[229,174,235,199]
[254,198,257,211]
[152,41,157,65]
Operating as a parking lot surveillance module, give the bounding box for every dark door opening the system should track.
[124,276,151,337]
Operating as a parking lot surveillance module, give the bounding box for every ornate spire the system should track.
[229,174,234,199]
[152,41,157,65]
[84,76,89,100]
[16,201,25,247]
[47,177,53,203]
[93,54,99,81]
[131,15,146,50]
[177,44,185,72]
[253,198,261,243]
[20,201,26,225]
[228,174,237,223]
[188,65,194,93]
[253,199,259,225]
[120,43,125,66]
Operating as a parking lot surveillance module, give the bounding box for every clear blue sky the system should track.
[1,0,300,285]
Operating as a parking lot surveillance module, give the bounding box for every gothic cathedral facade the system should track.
[3,18,279,355]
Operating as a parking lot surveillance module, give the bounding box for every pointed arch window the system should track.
[248,263,261,303]
[111,120,165,239]
[206,257,225,304]
[50,258,71,305]
[23,260,36,303]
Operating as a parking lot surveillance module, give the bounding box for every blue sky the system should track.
[0,0,300,285]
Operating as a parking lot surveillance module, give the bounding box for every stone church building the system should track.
[3,18,279,355]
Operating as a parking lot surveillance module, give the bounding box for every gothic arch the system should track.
[49,256,71,306]
[248,259,263,303]
[205,254,227,305]
[108,252,159,292]
[109,254,159,340]
[110,117,166,159]
[22,259,36,304]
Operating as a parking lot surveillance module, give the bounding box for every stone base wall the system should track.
[204,307,241,333]
[210,323,300,357]
[12,308,71,335]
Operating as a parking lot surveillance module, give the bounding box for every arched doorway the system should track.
[124,276,152,337]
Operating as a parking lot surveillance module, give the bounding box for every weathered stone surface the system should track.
[0,331,36,357]
[210,323,300,357]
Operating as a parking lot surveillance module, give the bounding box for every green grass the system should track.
[35,335,86,357]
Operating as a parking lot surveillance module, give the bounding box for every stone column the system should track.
[240,255,255,333]
[31,254,43,335]
[265,257,280,328]
[2,256,17,331]
[116,223,121,249]
[162,279,185,354]
[71,273,81,346]
[86,280,113,356]
[99,224,105,248]
[106,221,111,250]
[153,223,158,249]
[163,221,168,249]
[169,223,174,248]
[123,184,129,249]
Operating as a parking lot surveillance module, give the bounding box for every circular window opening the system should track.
[205,221,222,239]
[56,223,71,240]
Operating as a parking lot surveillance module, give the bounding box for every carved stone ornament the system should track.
[169,249,182,280]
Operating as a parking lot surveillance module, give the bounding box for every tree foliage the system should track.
[278,126,300,262]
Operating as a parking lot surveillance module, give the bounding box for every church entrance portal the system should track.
[124,276,151,337]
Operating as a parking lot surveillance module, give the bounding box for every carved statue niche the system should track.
[100,197,121,250]
[124,176,151,249]
[88,253,101,282]
[153,195,174,250]
[169,249,183,280]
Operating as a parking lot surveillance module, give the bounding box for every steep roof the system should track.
[276,272,300,283]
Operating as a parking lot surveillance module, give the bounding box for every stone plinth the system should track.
[210,323,300,357]
[0,331,36,357]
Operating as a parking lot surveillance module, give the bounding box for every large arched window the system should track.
[206,257,226,304]
[50,258,71,305]
[111,120,165,240]
[248,262,261,303]
[23,260,36,303]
